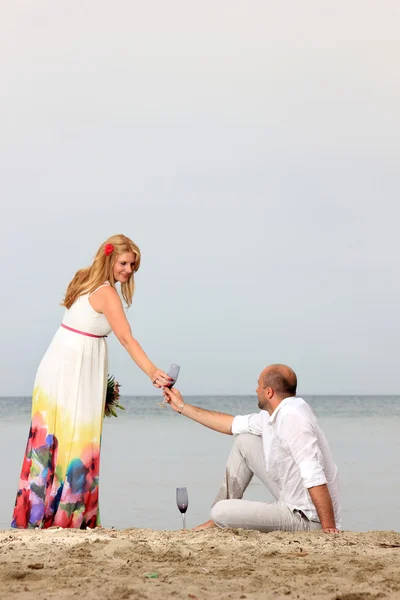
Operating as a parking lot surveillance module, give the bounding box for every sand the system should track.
[0,528,399,599]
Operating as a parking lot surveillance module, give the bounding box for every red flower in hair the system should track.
[104,243,114,256]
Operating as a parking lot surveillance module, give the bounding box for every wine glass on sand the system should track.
[176,487,189,529]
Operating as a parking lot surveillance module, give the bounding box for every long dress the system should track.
[11,283,112,529]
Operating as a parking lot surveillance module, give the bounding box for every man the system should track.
[163,364,341,533]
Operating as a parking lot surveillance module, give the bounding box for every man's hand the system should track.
[308,484,339,533]
[163,387,234,434]
[163,387,184,412]
[322,527,341,534]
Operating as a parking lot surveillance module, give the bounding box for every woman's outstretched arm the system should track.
[90,285,171,388]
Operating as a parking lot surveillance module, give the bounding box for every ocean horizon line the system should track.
[1,393,400,399]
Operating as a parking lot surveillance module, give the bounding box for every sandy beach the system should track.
[0,528,399,600]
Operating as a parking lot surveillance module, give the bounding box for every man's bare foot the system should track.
[192,519,216,531]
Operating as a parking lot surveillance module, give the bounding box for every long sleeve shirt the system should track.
[232,396,341,528]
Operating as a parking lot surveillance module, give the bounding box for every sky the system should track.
[1,1,399,396]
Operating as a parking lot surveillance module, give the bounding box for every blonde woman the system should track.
[12,234,172,529]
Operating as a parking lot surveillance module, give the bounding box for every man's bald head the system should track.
[261,364,297,399]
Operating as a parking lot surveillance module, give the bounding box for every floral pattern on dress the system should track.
[12,411,100,529]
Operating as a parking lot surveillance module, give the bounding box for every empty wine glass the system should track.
[176,487,188,530]
[158,364,180,408]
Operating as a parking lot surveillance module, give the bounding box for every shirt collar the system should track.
[268,396,296,425]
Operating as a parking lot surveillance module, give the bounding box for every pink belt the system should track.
[61,324,107,338]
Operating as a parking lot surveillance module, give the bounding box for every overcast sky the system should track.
[1,1,399,396]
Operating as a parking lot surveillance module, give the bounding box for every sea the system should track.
[0,395,399,532]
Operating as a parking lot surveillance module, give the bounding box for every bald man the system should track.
[164,364,341,533]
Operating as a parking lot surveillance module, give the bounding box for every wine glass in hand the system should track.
[167,364,180,387]
[176,487,188,530]
[158,364,180,407]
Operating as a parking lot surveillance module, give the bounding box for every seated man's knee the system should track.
[234,433,250,449]
[234,433,262,453]
[211,501,229,528]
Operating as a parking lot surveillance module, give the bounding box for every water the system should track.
[1,395,399,532]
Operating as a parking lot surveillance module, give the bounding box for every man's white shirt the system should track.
[231,397,341,528]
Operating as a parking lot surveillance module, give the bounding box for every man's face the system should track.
[256,376,268,410]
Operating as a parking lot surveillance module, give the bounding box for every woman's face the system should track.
[113,252,136,283]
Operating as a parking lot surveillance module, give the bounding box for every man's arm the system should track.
[279,414,340,534]
[308,484,340,533]
[163,387,234,434]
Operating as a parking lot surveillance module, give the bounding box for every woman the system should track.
[12,234,171,529]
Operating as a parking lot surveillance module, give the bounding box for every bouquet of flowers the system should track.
[104,374,125,418]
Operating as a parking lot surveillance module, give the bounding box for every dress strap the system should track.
[89,281,111,297]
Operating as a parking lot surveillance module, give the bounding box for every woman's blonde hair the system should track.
[62,234,141,309]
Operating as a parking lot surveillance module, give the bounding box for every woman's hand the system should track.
[151,368,173,389]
